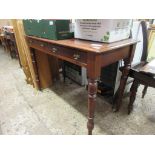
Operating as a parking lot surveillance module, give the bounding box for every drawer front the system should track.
[48,44,87,64]
[27,38,87,66]
[27,38,49,51]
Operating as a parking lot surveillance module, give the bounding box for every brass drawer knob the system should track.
[40,44,44,47]
[73,54,80,60]
[52,47,57,53]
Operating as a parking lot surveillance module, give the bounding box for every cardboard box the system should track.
[74,19,132,43]
[64,61,87,86]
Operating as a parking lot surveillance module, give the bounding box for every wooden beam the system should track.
[11,19,39,89]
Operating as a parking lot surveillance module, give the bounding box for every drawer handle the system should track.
[40,44,44,47]
[29,40,33,43]
[73,54,80,60]
[52,47,57,53]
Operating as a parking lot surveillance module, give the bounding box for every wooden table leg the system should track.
[87,53,101,135]
[87,79,97,135]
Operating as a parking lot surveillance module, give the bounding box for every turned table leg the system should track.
[87,79,97,135]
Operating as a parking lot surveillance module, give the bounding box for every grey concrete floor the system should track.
[0,47,155,135]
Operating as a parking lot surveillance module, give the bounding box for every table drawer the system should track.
[48,44,87,64]
[27,38,87,66]
[27,38,49,51]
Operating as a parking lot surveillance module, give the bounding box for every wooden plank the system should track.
[11,19,39,89]
[48,56,60,81]
[35,50,53,89]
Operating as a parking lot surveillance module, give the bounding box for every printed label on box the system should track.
[49,21,54,25]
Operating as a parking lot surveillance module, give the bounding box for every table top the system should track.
[26,36,138,54]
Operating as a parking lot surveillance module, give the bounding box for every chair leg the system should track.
[128,79,139,114]
[142,85,148,98]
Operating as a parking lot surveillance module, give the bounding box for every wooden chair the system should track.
[115,21,155,114]
[128,58,155,114]
[126,21,155,114]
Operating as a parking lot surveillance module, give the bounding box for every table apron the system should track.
[100,46,130,68]
[29,44,88,68]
